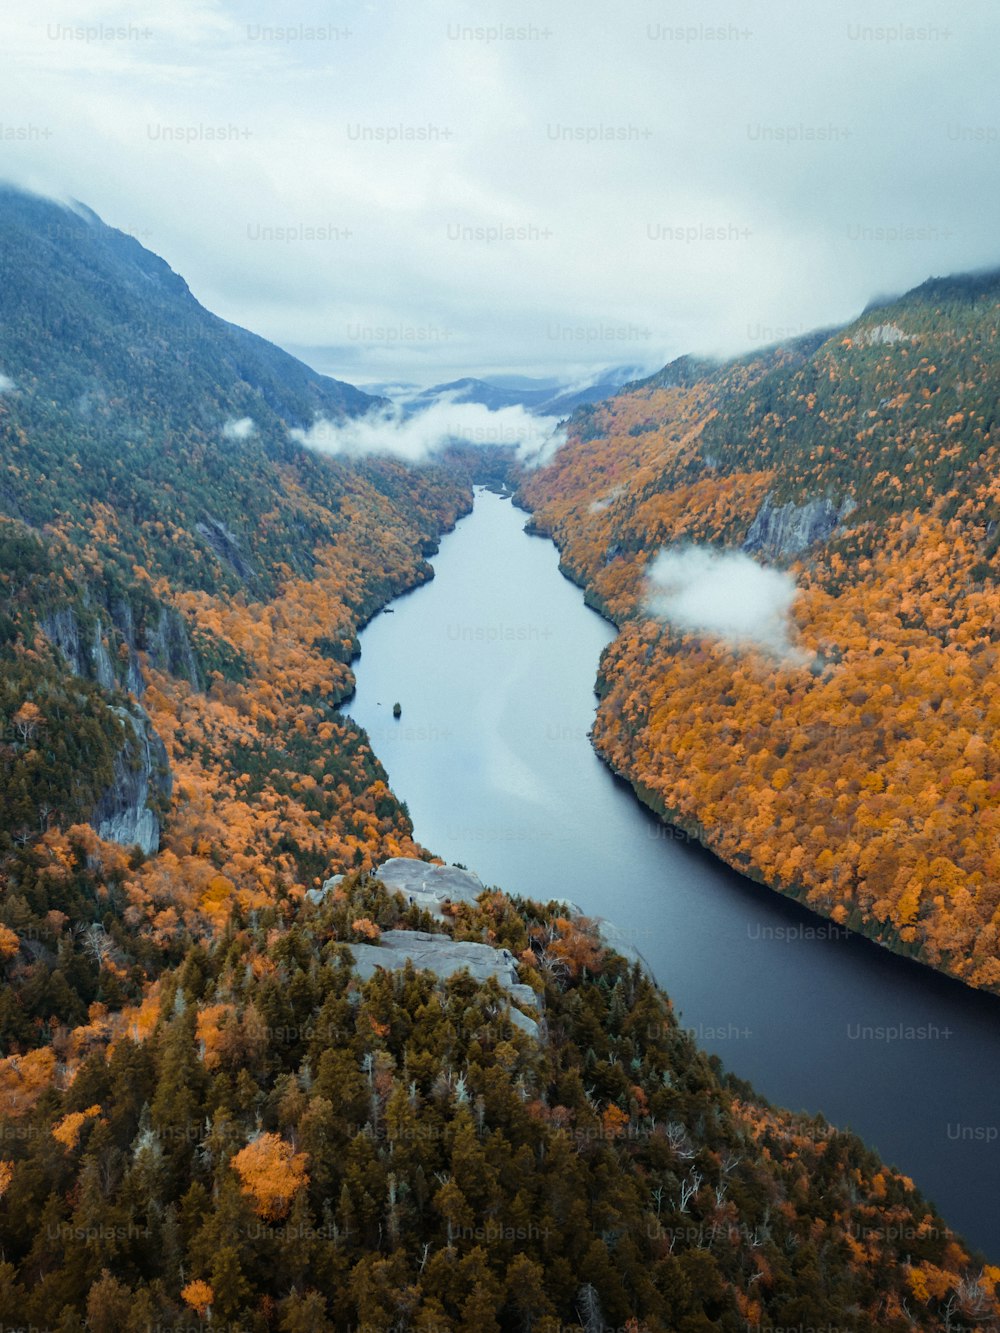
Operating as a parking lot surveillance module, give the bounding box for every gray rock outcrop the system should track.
[38,594,190,855]
[92,706,172,855]
[41,596,200,698]
[39,607,88,681]
[306,873,345,906]
[347,929,541,1038]
[196,515,256,582]
[743,493,857,560]
[311,856,657,1038]
[146,604,202,687]
[371,858,488,918]
[856,322,911,347]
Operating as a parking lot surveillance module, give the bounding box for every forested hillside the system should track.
[522,271,1000,993]
[0,186,471,1049]
[1,187,996,1327]
[2,878,995,1331]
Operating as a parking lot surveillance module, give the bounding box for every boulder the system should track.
[373,857,488,918]
[346,928,541,1038]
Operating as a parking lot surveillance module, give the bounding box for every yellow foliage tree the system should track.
[351,916,381,941]
[51,1105,101,1152]
[230,1133,309,1220]
[181,1279,214,1317]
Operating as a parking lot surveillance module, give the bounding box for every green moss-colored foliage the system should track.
[0,881,977,1329]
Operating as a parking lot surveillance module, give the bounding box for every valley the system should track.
[347,486,1000,1259]
[0,185,998,1328]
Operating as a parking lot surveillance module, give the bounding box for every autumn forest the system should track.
[1,185,1000,1329]
[523,274,1000,993]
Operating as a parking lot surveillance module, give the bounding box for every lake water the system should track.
[346,487,1000,1258]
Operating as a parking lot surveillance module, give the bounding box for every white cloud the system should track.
[291,397,565,466]
[645,546,806,661]
[0,373,15,394]
[588,485,623,514]
[222,415,256,440]
[1,0,996,385]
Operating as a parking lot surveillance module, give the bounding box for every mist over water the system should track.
[346,489,1000,1259]
[292,397,565,465]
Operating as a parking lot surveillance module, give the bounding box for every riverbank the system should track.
[345,487,1000,1256]
[520,493,994,1000]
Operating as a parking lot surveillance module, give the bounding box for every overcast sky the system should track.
[2,0,997,388]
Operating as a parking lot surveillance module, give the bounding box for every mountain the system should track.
[3,860,991,1331]
[287,366,650,419]
[0,185,376,427]
[0,187,996,1327]
[403,368,646,418]
[0,185,401,598]
[522,267,1000,994]
[407,375,557,413]
[0,182,471,1041]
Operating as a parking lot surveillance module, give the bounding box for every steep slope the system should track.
[522,270,1000,992]
[0,187,373,421]
[0,184,389,597]
[0,185,471,1047]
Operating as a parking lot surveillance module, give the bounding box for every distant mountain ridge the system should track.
[385,367,648,418]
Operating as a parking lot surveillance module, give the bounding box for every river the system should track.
[346,487,1000,1259]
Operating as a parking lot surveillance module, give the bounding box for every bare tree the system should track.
[575,1283,605,1333]
[79,923,113,967]
[720,1149,743,1176]
[678,1169,703,1213]
[664,1121,697,1160]
[949,1271,994,1324]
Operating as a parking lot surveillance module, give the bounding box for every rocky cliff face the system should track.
[196,515,256,584]
[39,606,118,691]
[38,593,190,854]
[743,492,857,559]
[41,595,201,698]
[348,930,542,1038]
[144,603,202,687]
[91,706,172,855]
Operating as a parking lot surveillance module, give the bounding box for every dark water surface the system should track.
[346,488,1000,1258]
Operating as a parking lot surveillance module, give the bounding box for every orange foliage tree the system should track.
[230,1132,309,1220]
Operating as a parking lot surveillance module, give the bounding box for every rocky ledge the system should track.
[367,858,487,917]
[91,706,172,856]
[39,598,183,855]
[347,930,541,1039]
[308,857,658,1037]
